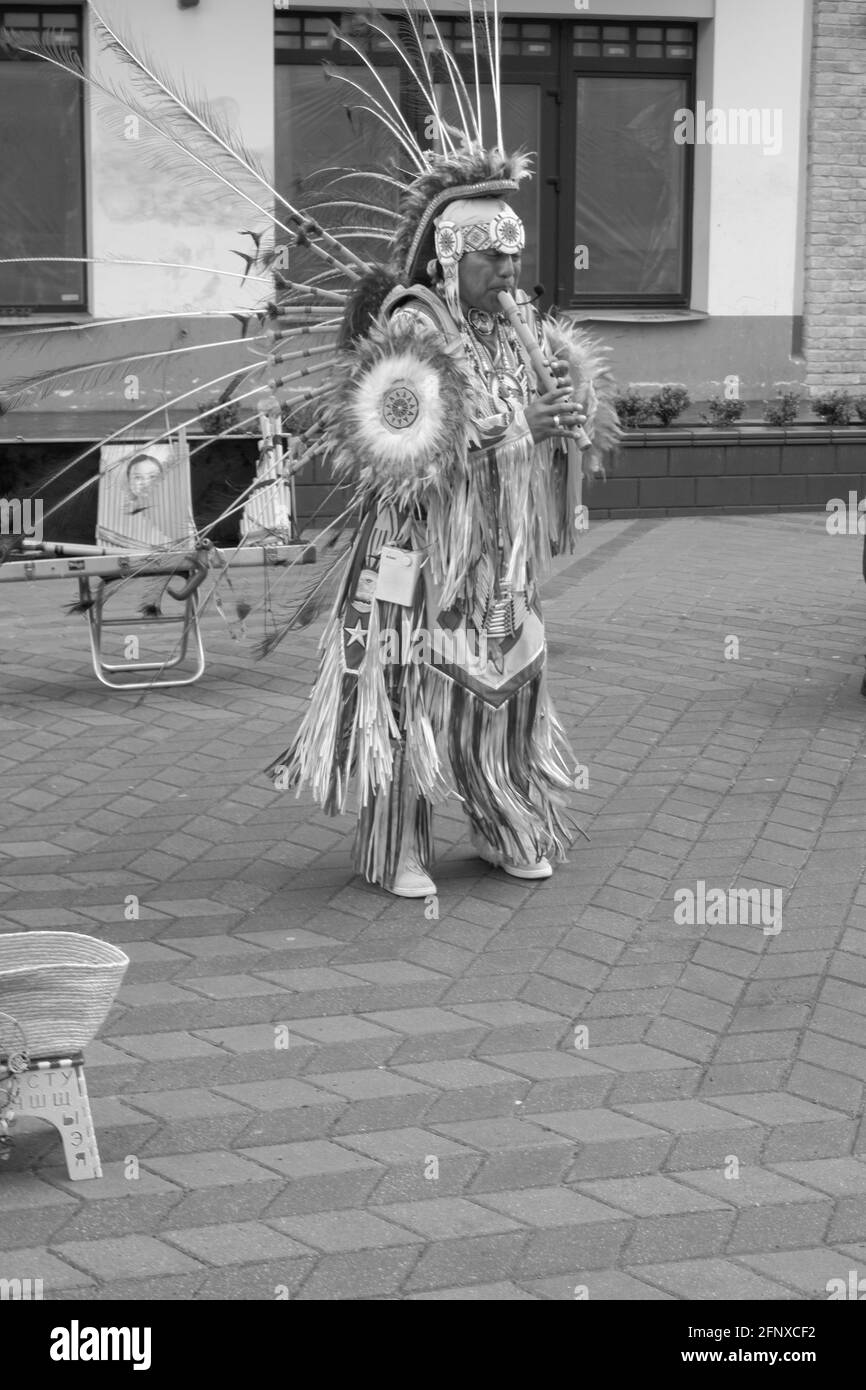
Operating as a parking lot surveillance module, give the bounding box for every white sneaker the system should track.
[472,833,553,880]
[389,855,437,898]
[499,857,553,880]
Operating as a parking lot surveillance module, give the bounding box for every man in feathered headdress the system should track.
[269,134,620,897]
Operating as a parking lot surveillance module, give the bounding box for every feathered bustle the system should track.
[338,265,404,349]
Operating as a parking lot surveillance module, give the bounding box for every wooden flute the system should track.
[497,290,592,452]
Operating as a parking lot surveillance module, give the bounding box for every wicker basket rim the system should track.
[0,931,128,958]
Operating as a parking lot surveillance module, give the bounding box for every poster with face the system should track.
[96,437,195,551]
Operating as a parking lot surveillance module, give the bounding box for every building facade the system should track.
[0,0,861,415]
[803,0,866,392]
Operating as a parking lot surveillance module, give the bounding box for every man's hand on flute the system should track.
[525,384,587,445]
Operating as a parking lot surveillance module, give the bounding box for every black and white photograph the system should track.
[0,0,864,1353]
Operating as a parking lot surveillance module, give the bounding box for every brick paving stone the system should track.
[798,1033,866,1084]
[531,1108,672,1179]
[302,1069,436,1135]
[0,1245,98,1294]
[574,1043,701,1104]
[52,1233,205,1283]
[97,1040,239,1096]
[277,1016,402,1072]
[523,1269,674,1299]
[488,1051,616,1112]
[558,928,626,966]
[120,940,190,983]
[121,1087,255,1155]
[138,1151,284,1227]
[539,951,609,992]
[369,1195,529,1292]
[77,1039,146,1097]
[206,1078,344,1144]
[240,1140,384,1215]
[358,1007,488,1064]
[473,1186,631,1277]
[333,1127,483,1204]
[633,1257,801,1300]
[770,1158,866,1241]
[703,1091,854,1164]
[661,989,733,1034]
[575,1174,736,1265]
[39,1163,184,1243]
[393,1060,529,1122]
[518,975,592,1018]
[644,1017,718,1064]
[787,1063,864,1117]
[164,1219,315,1266]
[293,1243,423,1300]
[0,1175,79,1252]
[701,1061,791,1095]
[450,1001,569,1054]
[407,1280,539,1299]
[180,1024,316,1081]
[376,1195,525,1241]
[432,1117,574,1192]
[269,1208,420,1258]
[674,1167,834,1253]
[736,1247,860,1298]
[617,1099,764,1171]
[84,1098,160,1162]
[714,1030,801,1065]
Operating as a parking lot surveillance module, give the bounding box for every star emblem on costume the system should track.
[344,619,368,648]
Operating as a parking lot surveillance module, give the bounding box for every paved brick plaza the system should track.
[1,511,866,1301]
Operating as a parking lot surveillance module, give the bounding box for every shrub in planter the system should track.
[763,389,800,427]
[853,395,866,424]
[702,395,747,426]
[648,384,690,426]
[813,389,854,426]
[613,387,655,429]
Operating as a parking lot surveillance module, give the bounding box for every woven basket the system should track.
[0,933,129,1057]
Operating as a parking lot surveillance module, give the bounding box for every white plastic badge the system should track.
[375,547,423,606]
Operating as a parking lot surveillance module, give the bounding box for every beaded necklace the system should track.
[460,313,530,416]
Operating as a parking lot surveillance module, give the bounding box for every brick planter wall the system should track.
[4,429,865,538]
[588,427,866,519]
[804,0,866,392]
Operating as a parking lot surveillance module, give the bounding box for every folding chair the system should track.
[81,430,206,689]
[0,421,315,688]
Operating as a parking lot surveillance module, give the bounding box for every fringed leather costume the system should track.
[267,158,620,890]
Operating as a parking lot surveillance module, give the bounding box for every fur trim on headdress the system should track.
[393,148,534,281]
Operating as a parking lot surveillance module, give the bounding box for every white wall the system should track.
[703,0,810,317]
[88,0,275,318]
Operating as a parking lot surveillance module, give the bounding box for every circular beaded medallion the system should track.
[381,383,420,430]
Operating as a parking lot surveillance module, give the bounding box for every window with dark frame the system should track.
[566,21,695,307]
[0,5,87,313]
[275,8,697,310]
